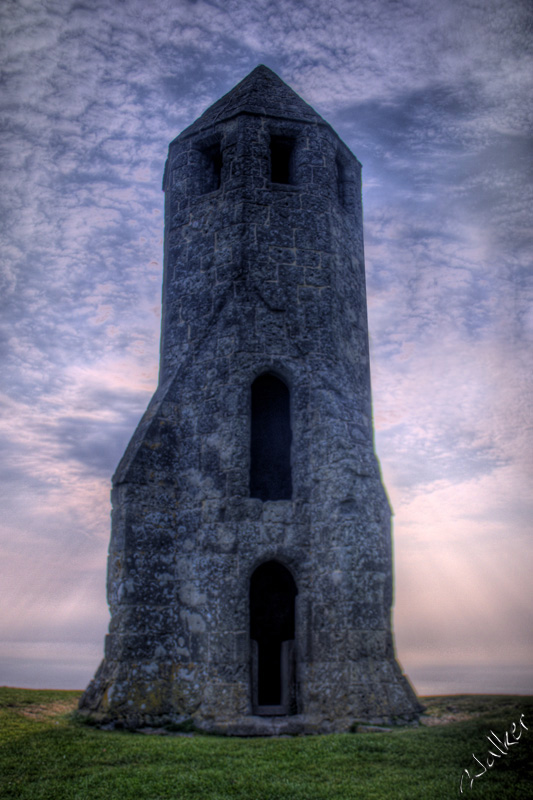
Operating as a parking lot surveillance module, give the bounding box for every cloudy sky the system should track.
[1,0,531,696]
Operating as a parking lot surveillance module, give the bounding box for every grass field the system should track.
[0,688,531,799]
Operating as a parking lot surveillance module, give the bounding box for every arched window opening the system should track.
[250,373,292,501]
[250,561,298,714]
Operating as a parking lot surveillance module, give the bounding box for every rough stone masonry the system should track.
[79,65,422,734]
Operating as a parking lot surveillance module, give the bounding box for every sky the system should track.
[1,0,532,697]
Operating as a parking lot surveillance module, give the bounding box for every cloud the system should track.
[391,464,533,694]
[0,0,531,692]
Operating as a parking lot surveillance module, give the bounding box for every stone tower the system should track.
[79,65,421,733]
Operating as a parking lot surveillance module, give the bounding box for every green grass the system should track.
[0,688,532,799]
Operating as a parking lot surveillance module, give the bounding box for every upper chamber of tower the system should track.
[159,65,369,404]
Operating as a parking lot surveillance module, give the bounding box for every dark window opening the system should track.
[270,136,295,185]
[199,142,222,194]
[250,561,297,713]
[250,373,292,501]
[336,155,346,207]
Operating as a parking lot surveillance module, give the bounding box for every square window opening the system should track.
[336,155,347,207]
[270,137,295,185]
[199,142,222,194]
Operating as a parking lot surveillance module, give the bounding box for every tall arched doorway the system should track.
[249,561,298,715]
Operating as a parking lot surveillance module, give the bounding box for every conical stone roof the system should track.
[178,65,326,139]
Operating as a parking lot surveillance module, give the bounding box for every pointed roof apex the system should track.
[179,65,326,139]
